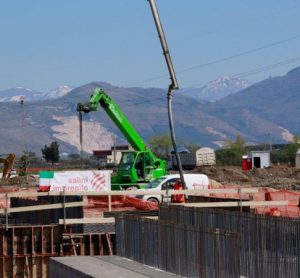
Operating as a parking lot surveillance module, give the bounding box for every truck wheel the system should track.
[126,186,139,191]
[147,197,159,206]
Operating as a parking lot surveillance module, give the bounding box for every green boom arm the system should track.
[77,88,149,153]
[77,88,166,187]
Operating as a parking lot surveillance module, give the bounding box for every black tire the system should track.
[147,197,159,206]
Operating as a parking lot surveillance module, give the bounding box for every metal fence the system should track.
[116,214,240,277]
[160,205,300,278]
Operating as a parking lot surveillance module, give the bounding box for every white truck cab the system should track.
[140,173,209,204]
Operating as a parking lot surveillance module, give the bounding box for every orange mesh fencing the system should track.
[85,196,158,216]
[209,183,300,218]
[1,184,298,218]
[255,189,300,218]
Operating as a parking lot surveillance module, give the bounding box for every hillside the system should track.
[204,67,300,143]
[181,76,250,102]
[1,67,300,155]
[0,82,242,155]
[0,86,72,102]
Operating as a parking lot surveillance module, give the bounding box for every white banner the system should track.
[49,170,112,192]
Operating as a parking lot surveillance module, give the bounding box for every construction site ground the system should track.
[193,165,300,191]
[0,166,300,216]
[0,166,299,277]
[1,165,300,195]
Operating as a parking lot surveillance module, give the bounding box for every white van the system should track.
[140,173,209,204]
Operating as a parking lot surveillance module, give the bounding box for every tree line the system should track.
[21,134,300,168]
[148,133,300,166]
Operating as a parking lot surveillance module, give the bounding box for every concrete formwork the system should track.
[0,224,115,278]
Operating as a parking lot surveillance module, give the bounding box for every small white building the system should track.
[195,147,216,166]
[249,151,271,168]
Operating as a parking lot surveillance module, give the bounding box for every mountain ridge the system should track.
[0,67,300,155]
[180,76,250,102]
[0,86,73,102]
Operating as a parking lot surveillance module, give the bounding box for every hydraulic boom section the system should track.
[77,88,166,189]
[77,88,148,152]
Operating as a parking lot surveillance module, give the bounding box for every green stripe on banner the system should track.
[39,171,54,179]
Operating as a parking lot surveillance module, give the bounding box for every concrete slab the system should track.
[49,256,179,278]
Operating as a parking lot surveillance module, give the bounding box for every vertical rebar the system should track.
[63,187,66,230]
[118,212,240,277]
[238,188,243,212]
[5,194,8,231]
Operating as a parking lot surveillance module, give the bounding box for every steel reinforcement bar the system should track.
[159,205,300,278]
[116,214,240,277]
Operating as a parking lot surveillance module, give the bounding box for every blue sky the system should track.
[1,0,300,91]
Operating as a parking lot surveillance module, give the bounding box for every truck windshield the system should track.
[119,152,135,170]
[145,177,166,189]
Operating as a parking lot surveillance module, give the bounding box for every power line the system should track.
[233,56,300,79]
[176,55,300,94]
[126,34,300,87]
[200,56,300,90]
[124,55,300,105]
[178,35,300,74]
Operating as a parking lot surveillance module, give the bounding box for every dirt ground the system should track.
[194,165,300,191]
[0,175,38,188]
[1,166,300,192]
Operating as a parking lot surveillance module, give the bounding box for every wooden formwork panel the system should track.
[0,257,49,278]
[61,233,114,257]
[0,224,115,277]
[0,225,59,277]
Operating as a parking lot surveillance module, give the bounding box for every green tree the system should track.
[19,151,30,175]
[148,133,173,159]
[183,142,200,152]
[26,152,40,165]
[41,141,60,164]
[271,135,300,166]
[218,135,246,166]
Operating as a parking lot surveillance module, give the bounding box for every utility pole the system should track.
[147,0,186,189]
[20,96,29,174]
[20,96,25,153]
[79,111,83,168]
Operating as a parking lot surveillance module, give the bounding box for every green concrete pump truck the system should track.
[77,88,167,190]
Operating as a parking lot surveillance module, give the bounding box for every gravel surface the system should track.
[195,166,300,191]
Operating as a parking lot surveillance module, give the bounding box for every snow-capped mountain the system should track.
[43,85,73,99]
[0,87,43,102]
[181,76,251,102]
[0,85,73,102]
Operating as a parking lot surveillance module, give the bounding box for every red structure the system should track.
[242,155,252,170]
